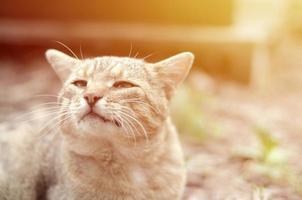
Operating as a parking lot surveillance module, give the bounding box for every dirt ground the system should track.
[182,73,302,200]
[183,38,302,200]
[0,40,302,199]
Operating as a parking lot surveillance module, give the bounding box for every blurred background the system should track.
[1,0,302,199]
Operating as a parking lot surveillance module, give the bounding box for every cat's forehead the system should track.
[75,57,146,78]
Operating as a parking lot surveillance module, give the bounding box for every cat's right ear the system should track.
[45,49,78,81]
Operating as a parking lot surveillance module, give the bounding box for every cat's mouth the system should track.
[81,111,121,127]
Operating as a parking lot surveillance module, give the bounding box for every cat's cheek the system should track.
[94,99,109,118]
[72,98,90,121]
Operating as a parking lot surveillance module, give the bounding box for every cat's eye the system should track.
[72,80,87,87]
[113,81,136,88]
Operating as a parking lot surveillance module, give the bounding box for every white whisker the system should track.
[55,41,79,59]
[116,110,149,144]
[111,110,137,146]
[128,43,133,57]
[121,99,160,114]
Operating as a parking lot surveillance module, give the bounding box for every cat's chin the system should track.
[79,112,120,127]
[75,113,121,136]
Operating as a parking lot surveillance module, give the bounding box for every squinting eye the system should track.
[72,80,87,87]
[113,81,136,88]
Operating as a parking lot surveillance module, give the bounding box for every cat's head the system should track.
[45,49,193,148]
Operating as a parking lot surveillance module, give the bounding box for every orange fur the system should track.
[0,50,194,200]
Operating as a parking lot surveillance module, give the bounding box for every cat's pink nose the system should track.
[84,93,101,106]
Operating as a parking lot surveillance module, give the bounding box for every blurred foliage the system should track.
[253,126,302,194]
[254,126,283,164]
[250,126,288,181]
[171,83,210,141]
[171,81,302,195]
[252,187,271,200]
[234,126,302,195]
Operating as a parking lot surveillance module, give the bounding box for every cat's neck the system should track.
[59,123,168,188]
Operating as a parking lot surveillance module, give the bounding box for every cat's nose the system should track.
[84,93,102,107]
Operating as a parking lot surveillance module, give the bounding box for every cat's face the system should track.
[46,49,193,147]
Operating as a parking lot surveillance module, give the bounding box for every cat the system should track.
[0,49,194,200]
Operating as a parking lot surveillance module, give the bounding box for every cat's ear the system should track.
[154,52,194,99]
[45,49,78,81]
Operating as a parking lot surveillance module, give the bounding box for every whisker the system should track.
[30,104,71,111]
[33,94,69,101]
[79,44,84,59]
[38,113,74,139]
[31,102,64,108]
[54,40,79,59]
[112,111,137,146]
[141,52,154,60]
[121,99,160,114]
[33,94,63,98]
[133,51,139,58]
[110,105,136,116]
[117,111,140,136]
[117,114,137,146]
[13,107,64,121]
[128,43,133,57]
[38,109,79,138]
[15,105,81,124]
[113,114,132,143]
[116,110,149,144]
[14,104,78,121]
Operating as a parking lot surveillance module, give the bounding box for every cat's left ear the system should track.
[154,52,194,99]
[45,49,78,81]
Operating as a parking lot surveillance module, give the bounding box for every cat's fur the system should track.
[0,49,194,200]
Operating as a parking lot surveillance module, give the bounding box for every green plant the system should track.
[170,83,208,141]
[249,126,301,195]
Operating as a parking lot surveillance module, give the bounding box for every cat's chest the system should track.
[47,168,150,200]
[129,166,148,186]
[52,152,174,198]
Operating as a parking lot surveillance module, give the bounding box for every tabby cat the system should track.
[0,49,194,200]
